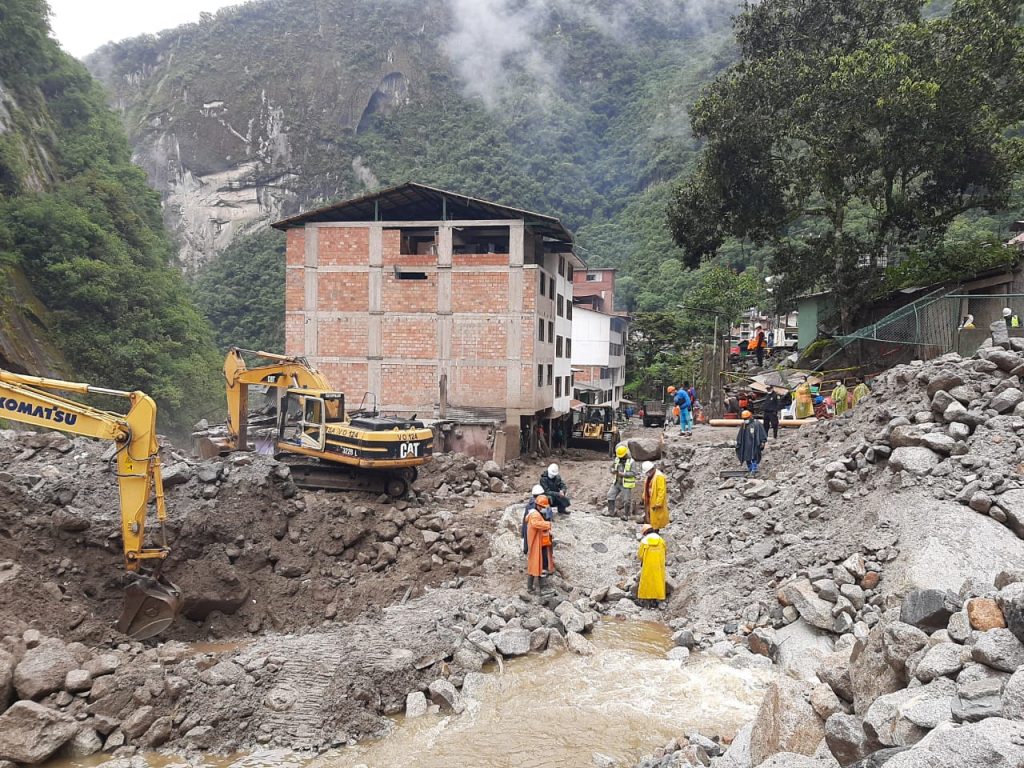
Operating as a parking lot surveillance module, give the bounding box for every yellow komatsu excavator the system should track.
[204,348,433,496]
[0,369,182,639]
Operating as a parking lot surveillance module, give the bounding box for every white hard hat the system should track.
[1005,308,1013,317]
[531,484,544,496]
[547,464,559,477]
[642,461,655,474]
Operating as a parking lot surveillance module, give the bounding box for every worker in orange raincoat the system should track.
[641,460,669,529]
[637,525,667,607]
[526,495,555,595]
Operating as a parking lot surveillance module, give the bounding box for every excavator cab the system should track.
[278,389,345,451]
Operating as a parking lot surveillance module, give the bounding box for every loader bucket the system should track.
[116,574,183,640]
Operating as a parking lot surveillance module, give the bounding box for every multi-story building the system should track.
[272,182,584,461]
[571,267,628,407]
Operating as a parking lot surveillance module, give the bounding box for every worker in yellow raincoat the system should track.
[641,460,669,529]
[525,495,554,595]
[832,381,849,416]
[794,379,814,419]
[637,525,667,606]
[852,378,870,406]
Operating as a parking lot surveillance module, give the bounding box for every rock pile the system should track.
[417,453,512,501]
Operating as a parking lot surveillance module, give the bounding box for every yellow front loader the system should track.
[0,369,181,639]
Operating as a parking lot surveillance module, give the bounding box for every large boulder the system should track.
[849,625,904,715]
[492,628,532,657]
[882,622,930,678]
[990,387,1024,414]
[428,679,465,714]
[626,438,662,462]
[0,649,13,711]
[996,582,1024,643]
[888,447,940,476]
[880,718,1024,768]
[775,619,836,682]
[713,722,752,768]
[0,701,78,764]
[862,677,956,747]
[972,628,1024,672]
[899,590,960,632]
[13,638,77,700]
[781,580,837,631]
[992,489,1024,540]
[1003,668,1024,720]
[825,713,882,766]
[749,677,826,765]
[914,643,963,683]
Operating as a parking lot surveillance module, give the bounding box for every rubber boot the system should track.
[539,576,555,597]
[607,499,617,518]
[527,575,536,593]
[622,501,633,521]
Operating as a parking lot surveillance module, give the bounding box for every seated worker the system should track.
[540,463,571,515]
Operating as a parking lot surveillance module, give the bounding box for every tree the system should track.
[668,0,1024,330]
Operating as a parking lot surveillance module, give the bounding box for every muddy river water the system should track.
[54,620,772,768]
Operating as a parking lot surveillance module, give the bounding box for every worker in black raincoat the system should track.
[736,409,768,475]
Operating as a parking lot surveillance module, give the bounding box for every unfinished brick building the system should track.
[272,183,583,461]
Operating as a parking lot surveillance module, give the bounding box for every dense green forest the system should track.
[0,0,220,430]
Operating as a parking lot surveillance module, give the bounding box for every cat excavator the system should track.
[205,348,433,496]
[0,369,182,639]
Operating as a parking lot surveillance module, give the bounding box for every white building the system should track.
[571,305,628,406]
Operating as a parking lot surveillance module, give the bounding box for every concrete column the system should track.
[506,222,524,409]
[303,224,319,358]
[437,224,453,395]
[368,223,384,399]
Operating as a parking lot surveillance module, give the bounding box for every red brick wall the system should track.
[285,314,304,356]
[382,318,438,359]
[317,316,369,358]
[573,269,615,311]
[452,318,507,360]
[383,229,437,267]
[318,272,369,312]
[453,254,508,268]
[452,272,508,313]
[318,362,368,398]
[382,363,437,406]
[286,229,305,267]
[382,273,438,313]
[286,268,304,313]
[450,365,506,406]
[319,227,369,267]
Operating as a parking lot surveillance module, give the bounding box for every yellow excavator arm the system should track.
[222,347,334,450]
[0,369,181,639]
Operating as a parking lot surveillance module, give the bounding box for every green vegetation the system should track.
[669,0,1024,330]
[0,0,220,431]
[193,229,286,353]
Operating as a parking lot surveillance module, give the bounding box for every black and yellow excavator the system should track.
[202,348,433,496]
[0,369,182,639]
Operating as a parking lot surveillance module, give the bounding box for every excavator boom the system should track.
[0,370,181,639]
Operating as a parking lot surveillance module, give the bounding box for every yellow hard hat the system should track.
[741,410,753,419]
[616,444,628,458]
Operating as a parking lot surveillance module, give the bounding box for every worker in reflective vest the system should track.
[607,444,637,520]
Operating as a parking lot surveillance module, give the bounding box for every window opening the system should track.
[398,228,438,256]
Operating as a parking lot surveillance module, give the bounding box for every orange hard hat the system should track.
[667,386,677,393]
[536,495,550,508]
[741,410,753,419]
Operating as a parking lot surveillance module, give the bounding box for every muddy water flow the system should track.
[320,619,771,768]
[52,620,772,768]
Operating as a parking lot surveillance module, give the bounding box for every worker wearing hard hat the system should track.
[641,460,669,529]
[1004,307,1021,329]
[736,409,768,475]
[607,444,637,520]
[525,495,555,595]
[540,463,571,515]
[637,524,667,607]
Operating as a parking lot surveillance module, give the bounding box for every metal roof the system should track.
[271,181,574,243]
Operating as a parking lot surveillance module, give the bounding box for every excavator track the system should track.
[279,456,416,497]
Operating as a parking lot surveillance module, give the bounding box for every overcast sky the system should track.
[48,0,248,58]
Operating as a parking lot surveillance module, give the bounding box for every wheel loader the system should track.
[569,404,620,456]
[199,348,433,496]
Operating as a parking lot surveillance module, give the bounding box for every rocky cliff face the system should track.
[87,0,730,272]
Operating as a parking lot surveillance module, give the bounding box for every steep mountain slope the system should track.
[0,0,220,429]
[87,0,734,285]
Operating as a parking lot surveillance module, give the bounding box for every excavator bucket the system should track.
[116,574,183,640]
